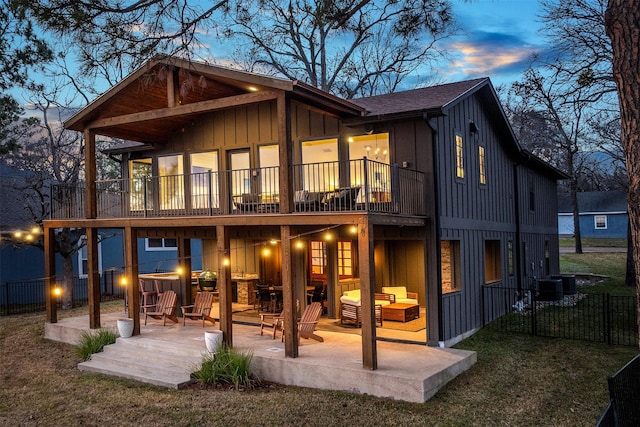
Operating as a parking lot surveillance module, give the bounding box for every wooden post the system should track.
[358,221,377,370]
[178,236,192,311]
[277,93,292,214]
[281,225,299,356]
[86,227,101,328]
[217,225,232,345]
[325,238,338,319]
[44,226,57,323]
[124,226,140,335]
[84,130,97,219]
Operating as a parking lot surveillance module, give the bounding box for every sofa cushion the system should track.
[340,289,392,307]
[382,286,407,299]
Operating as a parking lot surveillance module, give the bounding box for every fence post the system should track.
[530,284,537,336]
[604,293,611,345]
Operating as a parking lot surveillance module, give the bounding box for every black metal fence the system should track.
[1,270,125,316]
[483,280,637,347]
[597,354,640,427]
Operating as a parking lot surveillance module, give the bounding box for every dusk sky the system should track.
[441,0,546,88]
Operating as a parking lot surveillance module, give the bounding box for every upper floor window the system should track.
[190,151,219,209]
[455,134,464,179]
[259,144,280,200]
[158,154,184,210]
[594,215,608,229]
[478,145,486,185]
[349,133,390,201]
[146,238,177,251]
[301,138,338,192]
[129,158,152,211]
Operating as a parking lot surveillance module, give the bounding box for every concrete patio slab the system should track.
[45,312,476,403]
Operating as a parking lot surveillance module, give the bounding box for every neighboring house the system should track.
[44,56,565,368]
[557,191,628,239]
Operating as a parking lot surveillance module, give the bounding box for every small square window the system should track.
[594,215,607,229]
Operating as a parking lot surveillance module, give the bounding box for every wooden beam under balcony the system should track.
[86,90,281,130]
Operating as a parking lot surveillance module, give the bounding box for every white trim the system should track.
[145,238,178,251]
[77,237,103,278]
[594,215,608,229]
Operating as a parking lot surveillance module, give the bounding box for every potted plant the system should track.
[198,270,217,291]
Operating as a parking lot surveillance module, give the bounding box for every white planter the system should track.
[117,318,134,338]
[204,330,223,353]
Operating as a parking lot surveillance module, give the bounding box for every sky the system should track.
[439,0,548,88]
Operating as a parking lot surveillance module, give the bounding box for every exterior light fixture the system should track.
[262,247,271,257]
[119,276,128,287]
[350,225,358,234]
[295,240,304,249]
[53,286,62,297]
[176,266,184,275]
[324,232,332,241]
[223,257,230,266]
[31,226,40,234]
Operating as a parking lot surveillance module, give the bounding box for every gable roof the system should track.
[64,55,365,143]
[352,78,488,117]
[557,191,628,214]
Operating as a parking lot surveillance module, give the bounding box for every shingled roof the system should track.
[351,78,488,116]
[557,191,628,214]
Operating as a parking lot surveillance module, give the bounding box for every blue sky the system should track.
[439,0,547,87]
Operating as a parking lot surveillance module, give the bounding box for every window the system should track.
[259,144,280,201]
[455,134,464,179]
[349,133,391,202]
[441,240,461,293]
[507,240,514,276]
[146,238,177,251]
[311,241,326,274]
[338,241,352,276]
[129,158,152,210]
[478,145,486,185]
[485,240,501,284]
[301,138,338,192]
[528,174,535,212]
[230,150,251,202]
[190,151,219,209]
[158,155,184,210]
[77,237,102,277]
[594,215,608,229]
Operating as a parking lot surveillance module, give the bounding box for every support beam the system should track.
[86,227,101,328]
[325,239,338,319]
[84,130,97,219]
[45,226,57,323]
[177,236,192,310]
[124,226,140,335]
[281,225,299,356]
[277,93,292,214]
[217,225,232,346]
[358,221,377,370]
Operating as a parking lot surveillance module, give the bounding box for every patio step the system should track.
[78,335,209,389]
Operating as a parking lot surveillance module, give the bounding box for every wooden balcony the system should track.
[50,159,426,220]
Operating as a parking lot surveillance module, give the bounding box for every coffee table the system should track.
[381,303,420,322]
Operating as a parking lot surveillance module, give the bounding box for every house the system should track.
[43,56,565,369]
[557,191,628,239]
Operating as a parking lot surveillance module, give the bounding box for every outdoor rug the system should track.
[380,315,426,332]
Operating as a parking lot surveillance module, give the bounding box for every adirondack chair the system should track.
[144,290,178,325]
[259,310,283,339]
[297,302,324,343]
[281,302,323,343]
[181,291,215,326]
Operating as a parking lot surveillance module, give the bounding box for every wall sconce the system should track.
[350,225,358,234]
[295,240,305,249]
[469,120,479,135]
[53,286,62,298]
[176,266,184,276]
[223,257,230,267]
[402,161,409,168]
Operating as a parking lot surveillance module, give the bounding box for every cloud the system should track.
[443,31,541,79]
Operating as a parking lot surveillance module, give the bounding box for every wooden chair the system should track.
[260,310,284,339]
[139,279,157,313]
[181,291,215,326]
[144,290,178,325]
[282,302,324,344]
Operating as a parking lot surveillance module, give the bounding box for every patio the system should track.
[45,310,476,403]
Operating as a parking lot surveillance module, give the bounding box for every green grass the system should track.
[192,343,257,389]
[1,256,639,426]
[561,252,633,294]
[559,237,627,248]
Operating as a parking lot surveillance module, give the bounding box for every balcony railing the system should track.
[50,159,425,219]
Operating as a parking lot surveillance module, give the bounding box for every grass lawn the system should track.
[0,252,637,426]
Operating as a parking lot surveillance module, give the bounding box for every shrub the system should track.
[192,343,258,390]
[75,329,117,361]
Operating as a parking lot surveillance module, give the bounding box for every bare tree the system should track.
[605,1,640,344]
[224,0,457,98]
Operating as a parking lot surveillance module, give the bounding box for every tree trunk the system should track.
[605,0,640,348]
[625,218,635,287]
[61,254,74,309]
[570,181,583,254]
